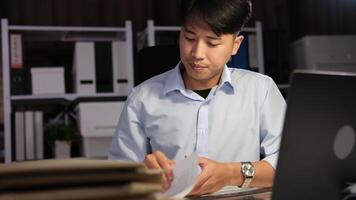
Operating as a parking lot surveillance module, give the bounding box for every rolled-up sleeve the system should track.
[259,78,286,169]
[108,92,147,162]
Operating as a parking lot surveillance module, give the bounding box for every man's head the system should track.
[181,0,252,36]
[179,0,252,90]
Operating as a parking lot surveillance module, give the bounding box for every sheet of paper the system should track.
[201,185,262,197]
[163,153,201,198]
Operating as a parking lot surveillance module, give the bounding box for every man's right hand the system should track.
[144,151,175,190]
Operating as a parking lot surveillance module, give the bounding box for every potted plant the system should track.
[45,124,79,159]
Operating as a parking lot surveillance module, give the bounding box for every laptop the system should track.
[272,70,356,200]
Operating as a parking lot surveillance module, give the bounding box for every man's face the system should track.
[179,19,243,89]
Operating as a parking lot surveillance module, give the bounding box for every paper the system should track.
[203,185,261,196]
[163,153,201,198]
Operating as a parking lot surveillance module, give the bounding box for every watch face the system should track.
[242,162,255,177]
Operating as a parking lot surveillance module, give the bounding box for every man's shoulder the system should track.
[229,68,272,83]
[129,68,174,99]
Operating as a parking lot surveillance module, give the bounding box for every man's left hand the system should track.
[188,157,232,196]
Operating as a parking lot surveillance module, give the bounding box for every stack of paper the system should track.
[0,159,163,200]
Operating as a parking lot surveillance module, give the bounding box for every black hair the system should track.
[181,0,252,35]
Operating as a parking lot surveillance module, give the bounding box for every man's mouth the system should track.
[190,63,207,70]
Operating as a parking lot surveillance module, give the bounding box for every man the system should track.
[109,0,286,196]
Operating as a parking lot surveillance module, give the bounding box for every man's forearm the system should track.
[226,160,275,187]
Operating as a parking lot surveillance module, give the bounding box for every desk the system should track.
[187,188,272,200]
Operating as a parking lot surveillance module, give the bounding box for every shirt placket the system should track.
[196,102,209,157]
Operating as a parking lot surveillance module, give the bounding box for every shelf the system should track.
[11,93,127,105]
[1,18,134,163]
[9,25,127,42]
[11,93,124,101]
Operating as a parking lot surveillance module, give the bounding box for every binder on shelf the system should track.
[112,41,129,96]
[25,111,35,160]
[34,111,43,160]
[73,42,96,94]
[95,42,114,93]
[10,34,27,95]
[10,69,26,95]
[15,111,25,161]
[10,34,23,69]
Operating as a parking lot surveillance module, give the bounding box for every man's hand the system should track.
[144,151,175,191]
[188,157,232,196]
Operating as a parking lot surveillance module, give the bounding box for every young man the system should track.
[109,0,286,196]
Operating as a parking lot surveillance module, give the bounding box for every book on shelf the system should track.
[15,111,25,161]
[34,111,43,160]
[24,111,35,160]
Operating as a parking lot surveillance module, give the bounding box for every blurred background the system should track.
[0,0,356,163]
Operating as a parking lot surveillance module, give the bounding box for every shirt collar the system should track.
[163,62,236,95]
[163,62,186,95]
[218,65,235,94]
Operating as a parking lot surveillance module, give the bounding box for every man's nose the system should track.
[191,41,205,60]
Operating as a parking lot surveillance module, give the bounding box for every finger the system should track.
[144,154,170,190]
[193,164,211,189]
[198,157,209,169]
[168,159,175,166]
[188,180,208,196]
[189,170,210,196]
[154,151,174,181]
[144,154,161,169]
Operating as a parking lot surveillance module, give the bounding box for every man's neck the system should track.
[180,65,222,90]
[185,74,221,90]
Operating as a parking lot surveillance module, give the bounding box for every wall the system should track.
[288,0,356,40]
[1,0,355,83]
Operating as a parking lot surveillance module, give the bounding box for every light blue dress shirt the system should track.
[108,63,286,169]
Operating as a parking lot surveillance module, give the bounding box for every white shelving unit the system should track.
[1,18,134,163]
[138,19,265,74]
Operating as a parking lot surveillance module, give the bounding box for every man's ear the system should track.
[232,35,244,56]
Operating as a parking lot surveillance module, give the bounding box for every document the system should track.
[203,185,262,196]
[164,153,201,198]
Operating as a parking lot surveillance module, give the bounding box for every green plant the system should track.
[45,124,79,146]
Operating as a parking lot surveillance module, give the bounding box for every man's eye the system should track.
[185,36,195,41]
[207,42,220,47]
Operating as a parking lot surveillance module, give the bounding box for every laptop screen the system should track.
[272,70,356,200]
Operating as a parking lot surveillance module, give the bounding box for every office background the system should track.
[1,0,356,80]
[0,0,356,163]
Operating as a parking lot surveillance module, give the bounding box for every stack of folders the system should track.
[0,159,169,200]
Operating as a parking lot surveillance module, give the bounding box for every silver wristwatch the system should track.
[240,162,255,188]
